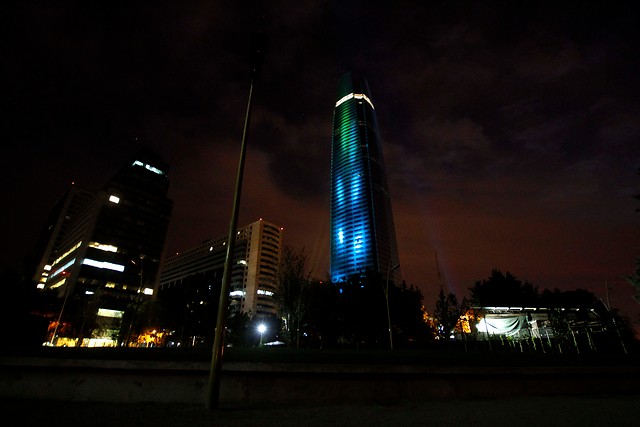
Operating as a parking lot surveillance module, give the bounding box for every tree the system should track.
[303,278,342,348]
[626,258,640,304]
[225,311,251,347]
[469,270,539,308]
[634,167,640,213]
[434,288,468,339]
[540,288,601,310]
[3,266,54,349]
[540,287,632,353]
[390,281,433,347]
[629,167,640,303]
[331,270,387,347]
[283,269,431,349]
[154,271,220,348]
[276,245,310,348]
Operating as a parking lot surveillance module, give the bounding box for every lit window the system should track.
[50,259,75,279]
[132,160,165,175]
[89,242,118,252]
[109,195,120,204]
[97,308,123,319]
[83,258,125,272]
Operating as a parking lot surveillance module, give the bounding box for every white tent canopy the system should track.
[477,315,529,337]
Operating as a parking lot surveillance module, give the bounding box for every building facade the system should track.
[157,218,283,322]
[40,150,173,346]
[32,184,95,288]
[330,72,401,284]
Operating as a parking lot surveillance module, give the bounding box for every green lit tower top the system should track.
[330,72,401,284]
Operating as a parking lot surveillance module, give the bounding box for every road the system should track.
[4,394,639,427]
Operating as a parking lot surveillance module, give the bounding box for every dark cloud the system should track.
[5,1,640,326]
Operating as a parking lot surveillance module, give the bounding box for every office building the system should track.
[330,72,401,284]
[157,219,283,323]
[32,184,95,288]
[40,150,173,346]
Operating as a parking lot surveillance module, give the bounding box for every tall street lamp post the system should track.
[257,323,267,346]
[206,32,267,410]
[384,263,400,350]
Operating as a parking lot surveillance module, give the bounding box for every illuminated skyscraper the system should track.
[40,150,174,346]
[330,72,401,284]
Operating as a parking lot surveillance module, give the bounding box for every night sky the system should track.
[6,2,640,328]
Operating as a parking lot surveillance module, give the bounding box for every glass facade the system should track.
[42,150,174,346]
[330,72,400,283]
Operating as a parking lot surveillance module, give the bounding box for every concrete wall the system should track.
[1,356,638,405]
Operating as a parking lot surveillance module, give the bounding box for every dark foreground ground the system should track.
[3,394,639,427]
[4,344,639,426]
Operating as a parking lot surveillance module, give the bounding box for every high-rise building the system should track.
[330,72,401,284]
[32,183,95,289]
[40,150,173,346]
[157,219,283,321]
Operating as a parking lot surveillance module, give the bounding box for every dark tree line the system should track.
[431,268,636,352]
[434,288,467,339]
[294,272,432,349]
[469,270,539,307]
[8,250,637,351]
[3,266,54,350]
[627,168,640,303]
[276,246,432,349]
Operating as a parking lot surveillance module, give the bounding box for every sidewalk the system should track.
[4,394,639,427]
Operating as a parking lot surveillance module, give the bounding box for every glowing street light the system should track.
[257,323,267,346]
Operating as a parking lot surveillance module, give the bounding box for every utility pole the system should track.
[601,280,628,355]
[206,32,267,410]
[384,262,400,350]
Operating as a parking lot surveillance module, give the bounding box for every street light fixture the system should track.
[257,323,267,346]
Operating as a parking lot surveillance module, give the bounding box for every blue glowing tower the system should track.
[330,72,401,284]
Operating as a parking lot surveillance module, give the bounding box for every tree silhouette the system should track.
[434,288,467,338]
[469,270,539,307]
[296,270,429,349]
[628,168,640,303]
[392,282,433,347]
[276,245,310,348]
[626,259,640,304]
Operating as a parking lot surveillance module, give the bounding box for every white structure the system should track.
[158,218,284,318]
